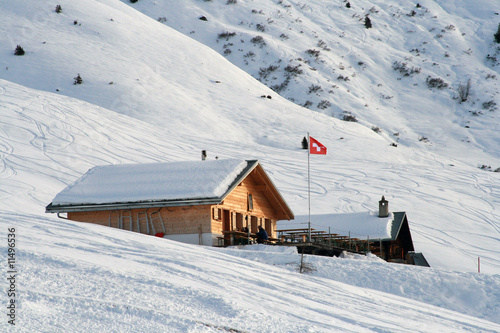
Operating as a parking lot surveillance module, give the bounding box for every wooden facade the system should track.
[368,212,415,263]
[46,160,294,246]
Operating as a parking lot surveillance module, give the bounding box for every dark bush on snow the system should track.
[14,45,25,56]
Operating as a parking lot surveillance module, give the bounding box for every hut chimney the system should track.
[201,150,207,161]
[379,196,389,218]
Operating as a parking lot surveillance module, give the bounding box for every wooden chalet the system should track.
[278,197,426,265]
[46,159,294,246]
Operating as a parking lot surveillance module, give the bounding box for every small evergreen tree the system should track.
[364,16,372,29]
[73,74,83,85]
[55,5,62,13]
[494,23,500,44]
[346,2,351,8]
[14,45,25,56]
[302,137,308,149]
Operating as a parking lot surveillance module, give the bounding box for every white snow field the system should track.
[0,0,499,331]
[6,213,500,332]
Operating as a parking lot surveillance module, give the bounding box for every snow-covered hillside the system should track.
[125,0,500,167]
[6,212,500,332]
[0,0,500,331]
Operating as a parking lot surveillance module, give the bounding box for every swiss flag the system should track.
[309,136,327,155]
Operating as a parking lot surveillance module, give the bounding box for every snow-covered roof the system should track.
[48,159,251,210]
[279,212,399,240]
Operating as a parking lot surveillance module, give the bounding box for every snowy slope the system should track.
[5,212,500,332]
[122,0,500,168]
[1,71,499,332]
[0,0,500,330]
[1,1,498,274]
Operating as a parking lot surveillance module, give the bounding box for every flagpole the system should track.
[307,132,311,243]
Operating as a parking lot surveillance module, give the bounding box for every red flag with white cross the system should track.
[309,136,327,155]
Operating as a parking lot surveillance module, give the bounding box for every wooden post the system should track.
[379,239,382,258]
[478,257,481,273]
[199,225,202,245]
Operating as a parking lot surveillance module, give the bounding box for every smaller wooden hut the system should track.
[46,159,294,246]
[279,197,421,264]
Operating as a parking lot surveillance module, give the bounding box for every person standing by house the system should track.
[256,226,268,244]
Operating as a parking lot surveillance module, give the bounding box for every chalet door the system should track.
[223,210,231,231]
[223,210,231,246]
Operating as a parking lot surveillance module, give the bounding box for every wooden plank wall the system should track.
[210,174,278,237]
[67,170,285,239]
[223,176,278,218]
[68,205,212,236]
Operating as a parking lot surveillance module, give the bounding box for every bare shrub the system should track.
[426,76,448,89]
[342,112,357,122]
[392,61,421,76]
[250,36,266,47]
[218,31,236,41]
[308,84,322,94]
[483,100,497,111]
[270,79,289,93]
[297,251,316,274]
[457,78,471,102]
[317,40,330,51]
[305,49,320,58]
[303,101,313,108]
[317,100,331,109]
[244,51,255,58]
[258,65,279,80]
[284,64,303,77]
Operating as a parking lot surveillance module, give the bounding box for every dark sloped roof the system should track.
[409,252,431,267]
[391,212,407,240]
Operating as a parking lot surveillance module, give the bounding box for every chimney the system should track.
[379,196,389,218]
[201,150,207,161]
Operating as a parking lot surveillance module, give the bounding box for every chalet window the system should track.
[265,218,272,236]
[248,194,253,211]
[213,207,220,220]
[235,213,243,230]
[251,216,258,233]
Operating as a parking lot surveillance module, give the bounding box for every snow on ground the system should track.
[215,244,500,325]
[0,0,500,331]
[123,0,500,168]
[1,78,499,332]
[1,0,498,275]
[4,212,500,332]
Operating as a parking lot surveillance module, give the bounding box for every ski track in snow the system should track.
[0,0,499,330]
[7,212,500,332]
